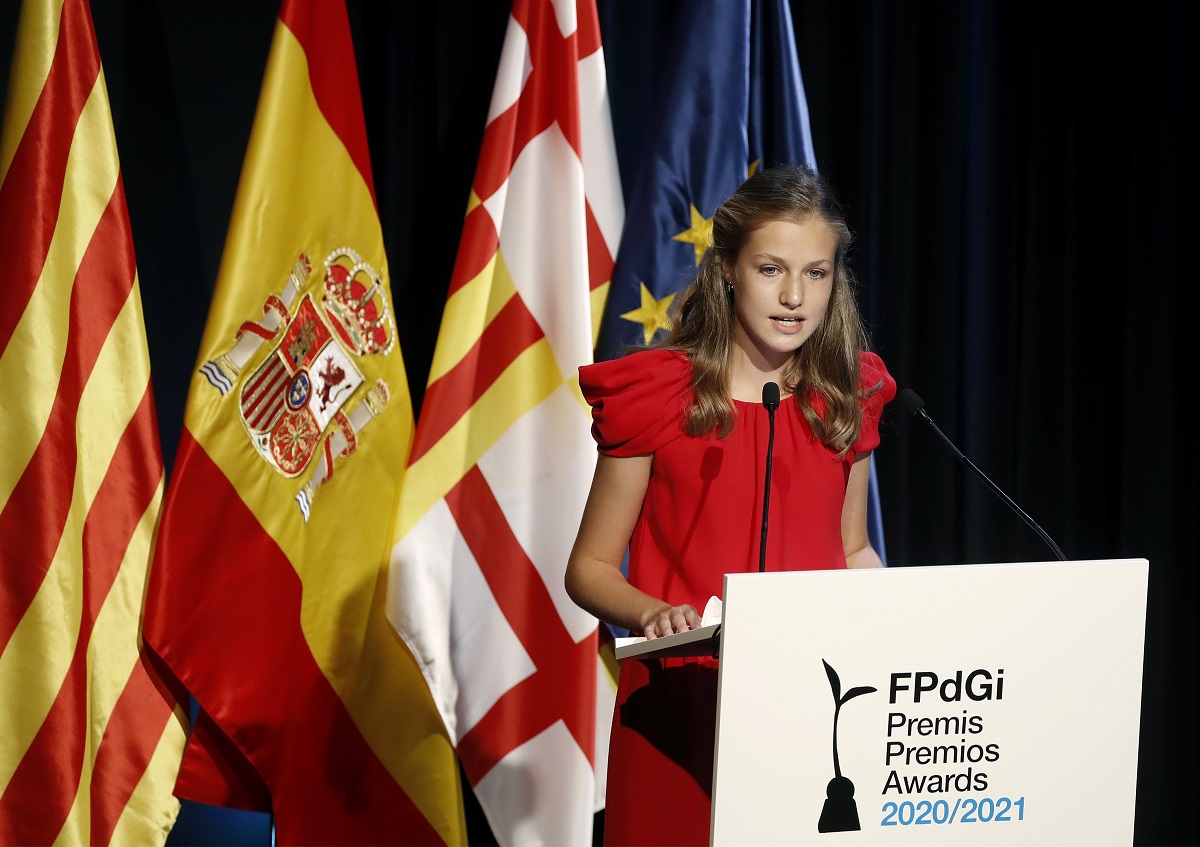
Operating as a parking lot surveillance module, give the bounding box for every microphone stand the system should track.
[760,382,780,572]
[900,389,1066,561]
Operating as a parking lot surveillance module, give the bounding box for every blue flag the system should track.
[596,0,889,562]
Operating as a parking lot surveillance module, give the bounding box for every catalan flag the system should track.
[141,0,465,843]
[596,0,889,561]
[387,0,624,842]
[0,0,188,843]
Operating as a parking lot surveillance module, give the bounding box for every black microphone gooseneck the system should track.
[899,388,1066,561]
[760,382,781,573]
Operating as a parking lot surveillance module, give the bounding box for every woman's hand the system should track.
[639,603,702,639]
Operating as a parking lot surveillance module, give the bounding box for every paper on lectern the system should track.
[614,595,725,660]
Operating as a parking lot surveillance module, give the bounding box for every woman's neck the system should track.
[727,347,790,403]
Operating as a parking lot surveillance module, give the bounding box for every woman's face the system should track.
[725,216,837,370]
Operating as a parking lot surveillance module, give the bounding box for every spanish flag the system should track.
[388,0,624,842]
[142,0,465,842]
[0,0,188,843]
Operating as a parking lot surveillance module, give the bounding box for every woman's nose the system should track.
[780,276,804,308]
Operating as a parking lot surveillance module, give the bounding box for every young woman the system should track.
[566,163,896,845]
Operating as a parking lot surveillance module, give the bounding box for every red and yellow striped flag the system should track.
[141,0,465,843]
[388,0,624,842]
[0,0,188,843]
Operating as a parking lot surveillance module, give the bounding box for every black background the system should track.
[1,1,1192,844]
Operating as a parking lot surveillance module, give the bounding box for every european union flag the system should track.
[596,0,889,562]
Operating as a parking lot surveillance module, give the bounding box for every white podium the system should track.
[618,559,1149,846]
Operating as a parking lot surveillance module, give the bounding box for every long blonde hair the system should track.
[655,163,873,456]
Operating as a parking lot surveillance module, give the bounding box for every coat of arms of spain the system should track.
[199,248,395,522]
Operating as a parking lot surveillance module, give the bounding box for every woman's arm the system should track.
[842,452,885,569]
[565,453,702,637]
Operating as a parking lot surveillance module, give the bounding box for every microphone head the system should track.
[762,381,781,411]
[898,388,926,416]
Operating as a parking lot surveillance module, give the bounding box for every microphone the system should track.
[899,388,1066,561]
[760,382,781,573]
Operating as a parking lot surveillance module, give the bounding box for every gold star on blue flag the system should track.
[620,284,676,344]
[672,204,713,266]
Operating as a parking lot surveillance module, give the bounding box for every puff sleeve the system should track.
[578,349,692,456]
[852,350,897,454]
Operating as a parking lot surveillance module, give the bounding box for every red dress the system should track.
[579,348,895,846]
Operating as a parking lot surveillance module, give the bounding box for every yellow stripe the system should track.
[0,520,83,796]
[352,575,467,845]
[0,0,65,182]
[53,485,165,847]
[83,279,161,723]
[86,479,165,733]
[590,280,609,349]
[0,70,119,515]
[52,787,85,846]
[425,248,516,385]
[395,337,565,539]
[105,707,187,847]
[598,638,619,691]
[567,370,590,417]
[464,188,482,216]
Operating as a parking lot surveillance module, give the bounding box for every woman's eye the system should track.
[761,265,781,276]
[807,267,826,279]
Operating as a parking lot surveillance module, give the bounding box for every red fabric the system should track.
[144,433,443,845]
[578,348,895,845]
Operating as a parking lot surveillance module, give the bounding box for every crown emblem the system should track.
[321,247,394,356]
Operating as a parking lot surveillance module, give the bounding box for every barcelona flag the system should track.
[388,0,624,842]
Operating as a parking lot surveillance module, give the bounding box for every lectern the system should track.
[616,559,1148,846]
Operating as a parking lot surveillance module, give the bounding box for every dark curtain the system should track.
[787,7,1192,847]
[1,1,1191,844]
